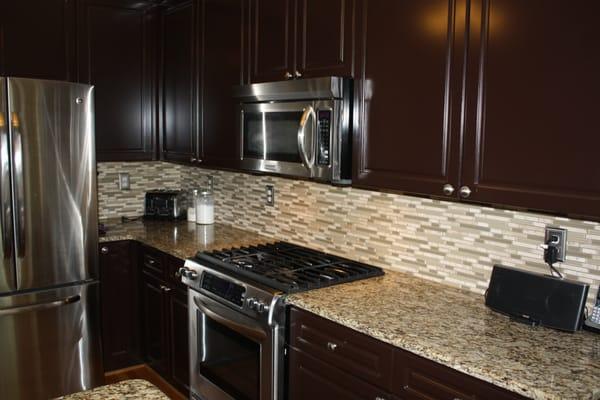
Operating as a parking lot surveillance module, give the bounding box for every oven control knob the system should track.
[246,298,258,310]
[256,302,269,313]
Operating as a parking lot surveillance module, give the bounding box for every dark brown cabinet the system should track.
[249,0,354,82]
[288,306,525,400]
[353,0,465,197]
[0,0,76,81]
[353,0,600,220]
[99,241,141,371]
[460,0,600,219]
[77,0,158,161]
[140,246,189,394]
[199,0,245,167]
[161,0,198,164]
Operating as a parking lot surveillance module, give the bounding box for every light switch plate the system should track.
[208,175,214,191]
[545,226,567,262]
[118,173,130,190]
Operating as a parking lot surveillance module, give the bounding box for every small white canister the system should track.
[195,189,214,225]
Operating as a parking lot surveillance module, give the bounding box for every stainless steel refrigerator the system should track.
[0,77,103,399]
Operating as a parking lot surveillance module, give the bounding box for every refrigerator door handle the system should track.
[0,294,81,316]
[10,112,25,258]
[0,111,12,260]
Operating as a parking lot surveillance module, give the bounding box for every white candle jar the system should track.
[195,189,214,225]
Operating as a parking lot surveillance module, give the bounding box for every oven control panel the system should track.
[201,272,246,307]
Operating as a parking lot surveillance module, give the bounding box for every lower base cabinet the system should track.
[140,246,189,395]
[288,307,526,400]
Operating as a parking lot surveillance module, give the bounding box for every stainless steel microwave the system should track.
[233,77,352,185]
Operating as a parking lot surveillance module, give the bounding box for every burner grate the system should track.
[195,242,384,293]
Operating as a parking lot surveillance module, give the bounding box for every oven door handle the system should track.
[297,105,316,172]
[193,296,267,341]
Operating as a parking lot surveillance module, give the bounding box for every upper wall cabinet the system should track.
[0,0,76,81]
[199,0,245,167]
[249,0,355,82]
[354,0,600,220]
[353,0,466,196]
[78,0,159,161]
[460,0,600,219]
[161,0,197,164]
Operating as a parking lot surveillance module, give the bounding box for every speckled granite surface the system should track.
[58,379,168,399]
[287,271,600,400]
[99,218,272,259]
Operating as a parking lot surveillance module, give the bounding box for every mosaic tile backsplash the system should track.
[98,161,600,308]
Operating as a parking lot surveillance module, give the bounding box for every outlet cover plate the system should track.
[265,184,275,206]
[545,227,567,262]
[118,173,130,190]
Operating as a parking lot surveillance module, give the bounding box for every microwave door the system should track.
[240,102,314,178]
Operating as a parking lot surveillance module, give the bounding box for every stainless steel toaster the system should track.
[144,190,185,219]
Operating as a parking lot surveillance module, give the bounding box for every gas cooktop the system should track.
[193,241,384,294]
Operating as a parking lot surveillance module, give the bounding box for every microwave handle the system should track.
[297,106,316,170]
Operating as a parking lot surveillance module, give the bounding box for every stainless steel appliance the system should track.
[233,77,352,185]
[0,77,102,399]
[144,189,186,219]
[179,242,383,400]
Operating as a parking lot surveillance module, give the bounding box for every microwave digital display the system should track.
[317,110,331,166]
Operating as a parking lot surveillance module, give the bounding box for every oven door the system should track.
[239,101,321,178]
[189,289,276,400]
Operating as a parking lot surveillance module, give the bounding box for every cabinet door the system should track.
[78,0,158,161]
[353,0,467,197]
[200,0,244,167]
[295,0,354,78]
[161,0,197,164]
[0,0,75,81]
[249,0,295,82]
[99,241,140,371]
[461,0,600,219]
[141,271,169,377]
[288,348,392,400]
[168,287,189,394]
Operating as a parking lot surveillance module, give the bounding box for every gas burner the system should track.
[194,241,384,294]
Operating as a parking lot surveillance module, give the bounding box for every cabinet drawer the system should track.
[141,246,164,278]
[289,307,393,390]
[393,349,526,400]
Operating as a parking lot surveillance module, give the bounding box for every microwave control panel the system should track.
[317,110,332,166]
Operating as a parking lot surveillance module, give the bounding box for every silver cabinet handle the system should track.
[0,294,80,316]
[159,285,172,293]
[459,186,472,198]
[284,72,293,79]
[294,70,302,78]
[442,184,455,196]
[297,106,316,172]
[147,259,155,265]
[100,246,109,254]
[190,157,197,163]
[326,342,338,351]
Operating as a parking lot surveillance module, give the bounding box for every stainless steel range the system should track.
[178,242,383,400]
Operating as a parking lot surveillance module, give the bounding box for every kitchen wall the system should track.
[98,161,600,308]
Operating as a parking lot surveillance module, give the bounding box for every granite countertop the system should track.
[58,379,168,399]
[287,271,600,400]
[100,218,271,259]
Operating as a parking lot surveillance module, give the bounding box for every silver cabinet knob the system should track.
[190,157,197,163]
[294,70,302,78]
[375,397,386,400]
[442,184,455,196]
[284,72,293,79]
[326,342,338,351]
[459,186,472,198]
[100,246,109,254]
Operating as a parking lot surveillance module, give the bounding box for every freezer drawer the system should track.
[0,281,103,399]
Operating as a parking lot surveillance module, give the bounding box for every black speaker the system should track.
[485,265,589,332]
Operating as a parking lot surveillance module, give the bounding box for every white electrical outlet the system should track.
[265,185,275,206]
[118,173,130,190]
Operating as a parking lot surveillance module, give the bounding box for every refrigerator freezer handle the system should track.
[10,112,25,258]
[0,294,81,316]
[0,111,12,259]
